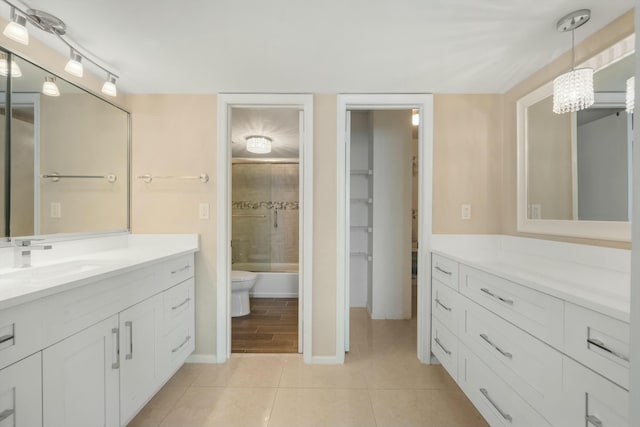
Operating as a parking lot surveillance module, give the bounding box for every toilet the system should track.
[231,270,257,317]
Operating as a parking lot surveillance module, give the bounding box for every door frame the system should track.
[216,94,313,363]
[336,94,433,363]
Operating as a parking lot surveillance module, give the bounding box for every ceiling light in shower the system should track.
[3,7,29,45]
[626,77,634,114]
[412,109,419,126]
[102,73,117,97]
[42,76,60,97]
[64,49,83,77]
[246,136,272,154]
[0,53,22,77]
[552,10,594,114]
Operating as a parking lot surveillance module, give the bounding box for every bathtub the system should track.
[231,262,299,298]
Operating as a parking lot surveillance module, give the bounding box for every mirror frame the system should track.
[517,34,634,242]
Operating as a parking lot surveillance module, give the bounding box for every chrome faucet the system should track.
[13,239,53,268]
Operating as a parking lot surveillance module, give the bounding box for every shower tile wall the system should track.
[232,164,299,267]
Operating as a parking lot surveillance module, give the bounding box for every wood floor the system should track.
[231,298,298,353]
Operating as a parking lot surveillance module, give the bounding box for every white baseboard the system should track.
[250,292,299,298]
[308,355,344,365]
[186,353,219,364]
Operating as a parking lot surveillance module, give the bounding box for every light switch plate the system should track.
[199,203,210,220]
[51,202,61,218]
[461,204,471,220]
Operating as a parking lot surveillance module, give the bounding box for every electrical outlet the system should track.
[461,204,471,220]
[199,203,210,220]
[50,202,61,218]
[530,204,542,219]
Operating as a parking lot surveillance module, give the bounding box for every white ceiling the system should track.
[0,0,634,94]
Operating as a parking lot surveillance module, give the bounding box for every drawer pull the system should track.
[125,321,133,360]
[171,265,191,275]
[480,388,512,422]
[171,297,191,311]
[586,415,603,427]
[0,409,14,422]
[172,335,191,353]
[480,288,514,305]
[0,334,14,345]
[112,327,120,369]
[435,266,452,276]
[480,333,513,359]
[434,337,452,355]
[587,338,629,362]
[435,298,452,312]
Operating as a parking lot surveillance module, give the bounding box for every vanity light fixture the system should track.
[552,9,594,114]
[64,49,83,77]
[42,76,60,97]
[0,52,21,77]
[3,7,28,45]
[246,136,272,154]
[412,109,419,126]
[101,73,117,97]
[626,77,634,114]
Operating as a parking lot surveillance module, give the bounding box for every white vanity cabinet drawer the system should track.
[459,265,564,348]
[0,352,42,427]
[161,316,194,382]
[162,255,195,288]
[460,297,562,421]
[432,279,460,333]
[564,302,629,389]
[431,317,458,381]
[0,300,45,370]
[561,356,628,427]
[458,343,553,427]
[163,278,194,334]
[432,254,459,291]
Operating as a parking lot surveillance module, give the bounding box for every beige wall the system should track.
[433,94,504,234]
[502,9,634,249]
[128,95,218,356]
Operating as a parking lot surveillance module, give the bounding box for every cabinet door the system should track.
[43,316,119,427]
[0,352,42,427]
[119,293,163,426]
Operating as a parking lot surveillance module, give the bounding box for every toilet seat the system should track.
[232,270,257,282]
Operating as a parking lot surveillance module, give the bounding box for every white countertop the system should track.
[431,234,630,322]
[0,233,199,311]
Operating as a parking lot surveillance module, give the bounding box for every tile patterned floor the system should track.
[129,308,489,427]
[232,298,298,353]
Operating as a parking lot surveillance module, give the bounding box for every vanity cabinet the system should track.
[432,252,630,427]
[0,352,42,427]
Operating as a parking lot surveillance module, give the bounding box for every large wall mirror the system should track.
[0,50,129,241]
[517,35,634,241]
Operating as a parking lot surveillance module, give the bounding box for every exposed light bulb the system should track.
[3,8,29,45]
[64,50,83,77]
[246,136,272,154]
[0,53,22,77]
[101,73,117,97]
[42,76,60,97]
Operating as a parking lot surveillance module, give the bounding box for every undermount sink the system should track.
[0,260,107,283]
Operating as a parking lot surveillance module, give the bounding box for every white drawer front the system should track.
[163,255,195,288]
[431,317,458,381]
[564,302,629,389]
[432,254,459,291]
[460,297,562,422]
[432,279,460,334]
[458,343,553,427]
[161,317,195,382]
[459,265,564,348]
[0,300,44,370]
[0,352,42,427]
[163,278,195,335]
[562,357,628,427]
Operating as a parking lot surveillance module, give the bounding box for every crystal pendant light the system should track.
[552,10,594,114]
[246,136,272,154]
[0,52,22,77]
[626,77,634,114]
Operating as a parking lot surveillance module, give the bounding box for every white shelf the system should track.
[350,169,373,176]
[350,252,373,261]
[350,198,373,204]
[351,226,373,232]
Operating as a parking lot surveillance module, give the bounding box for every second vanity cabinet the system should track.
[432,252,630,427]
[0,250,196,427]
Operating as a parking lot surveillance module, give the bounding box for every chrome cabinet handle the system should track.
[171,265,191,275]
[434,337,451,355]
[586,415,603,427]
[0,409,14,422]
[112,327,120,369]
[480,388,512,422]
[480,334,513,359]
[435,266,452,276]
[125,321,133,360]
[435,298,452,312]
[172,336,191,353]
[587,338,629,362]
[171,297,191,311]
[480,288,514,305]
[0,334,14,345]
